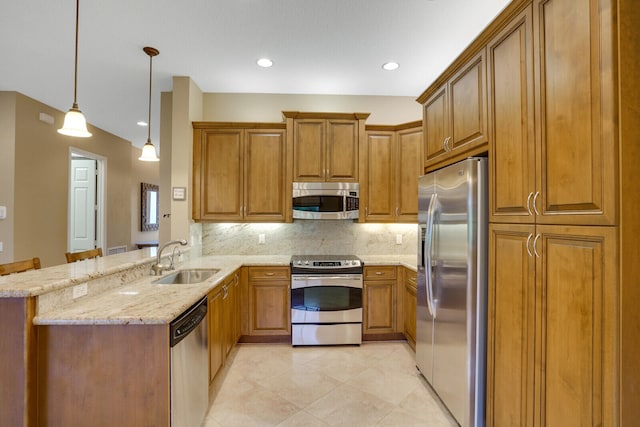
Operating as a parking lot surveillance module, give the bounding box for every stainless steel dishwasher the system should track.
[170,296,208,427]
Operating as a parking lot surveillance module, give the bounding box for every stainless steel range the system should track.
[290,255,364,346]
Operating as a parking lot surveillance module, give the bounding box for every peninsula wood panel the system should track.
[488,5,536,223]
[293,120,325,181]
[534,0,616,225]
[37,324,170,427]
[244,129,286,220]
[487,224,535,427]
[0,297,37,427]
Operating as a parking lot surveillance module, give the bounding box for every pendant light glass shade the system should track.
[138,46,160,162]
[139,140,159,162]
[58,0,91,138]
[59,105,91,137]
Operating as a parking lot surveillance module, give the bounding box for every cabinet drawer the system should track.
[364,266,397,280]
[248,266,290,281]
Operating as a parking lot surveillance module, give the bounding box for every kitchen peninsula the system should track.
[0,248,416,426]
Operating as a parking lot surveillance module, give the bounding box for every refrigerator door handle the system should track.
[425,193,437,318]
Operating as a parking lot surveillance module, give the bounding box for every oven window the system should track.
[293,195,344,212]
[291,286,362,311]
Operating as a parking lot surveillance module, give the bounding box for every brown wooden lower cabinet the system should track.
[363,266,397,336]
[487,223,616,427]
[403,268,417,349]
[247,266,291,337]
[37,324,170,427]
[208,286,224,383]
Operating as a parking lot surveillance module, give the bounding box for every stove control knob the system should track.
[304,260,309,265]
[345,260,352,265]
[297,260,302,265]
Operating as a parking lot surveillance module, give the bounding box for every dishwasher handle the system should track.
[170,296,207,347]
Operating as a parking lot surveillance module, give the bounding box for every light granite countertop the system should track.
[0,250,416,326]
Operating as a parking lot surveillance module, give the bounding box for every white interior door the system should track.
[70,158,97,252]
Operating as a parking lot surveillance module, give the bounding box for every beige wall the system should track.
[0,93,17,264]
[131,147,160,246]
[201,93,421,124]
[2,92,149,267]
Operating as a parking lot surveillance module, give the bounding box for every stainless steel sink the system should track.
[153,269,220,285]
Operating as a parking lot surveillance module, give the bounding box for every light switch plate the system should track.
[396,234,403,245]
[0,206,6,219]
[258,234,266,244]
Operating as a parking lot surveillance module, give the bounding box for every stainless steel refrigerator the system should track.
[417,157,487,427]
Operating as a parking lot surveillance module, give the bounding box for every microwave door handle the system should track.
[424,193,438,319]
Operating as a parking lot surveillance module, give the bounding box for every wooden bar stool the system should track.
[65,248,103,263]
[0,257,42,276]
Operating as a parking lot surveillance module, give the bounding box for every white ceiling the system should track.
[0,0,510,148]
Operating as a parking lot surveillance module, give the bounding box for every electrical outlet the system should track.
[0,241,3,252]
[258,234,266,244]
[72,283,88,299]
[396,234,403,245]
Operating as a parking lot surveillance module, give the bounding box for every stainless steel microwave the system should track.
[292,182,359,220]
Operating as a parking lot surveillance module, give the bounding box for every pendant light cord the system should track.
[73,0,80,108]
[147,52,153,142]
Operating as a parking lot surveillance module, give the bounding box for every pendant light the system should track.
[139,46,160,162]
[58,0,92,137]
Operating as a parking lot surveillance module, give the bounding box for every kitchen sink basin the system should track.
[153,268,220,285]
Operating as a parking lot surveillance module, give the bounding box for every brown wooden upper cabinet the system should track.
[283,111,369,182]
[362,122,423,222]
[489,0,616,226]
[418,50,487,169]
[192,123,287,222]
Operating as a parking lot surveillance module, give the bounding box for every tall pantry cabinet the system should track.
[418,0,638,426]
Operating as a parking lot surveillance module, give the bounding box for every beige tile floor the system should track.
[203,342,458,426]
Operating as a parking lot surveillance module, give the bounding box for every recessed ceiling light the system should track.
[257,58,273,68]
[137,121,148,126]
[382,62,399,71]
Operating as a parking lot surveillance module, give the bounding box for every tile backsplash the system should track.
[202,221,417,256]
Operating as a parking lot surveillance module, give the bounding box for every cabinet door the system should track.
[403,270,417,349]
[423,86,448,162]
[208,289,224,383]
[487,224,535,427]
[449,50,487,151]
[534,0,616,225]
[396,126,423,221]
[244,129,287,221]
[222,279,235,358]
[488,6,536,224]
[363,280,396,334]
[363,131,395,221]
[293,120,324,181]
[326,119,359,182]
[536,225,616,427]
[249,281,291,335]
[199,129,243,221]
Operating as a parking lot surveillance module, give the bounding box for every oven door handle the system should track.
[292,275,362,281]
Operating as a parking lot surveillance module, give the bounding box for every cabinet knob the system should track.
[525,233,534,257]
[375,271,383,275]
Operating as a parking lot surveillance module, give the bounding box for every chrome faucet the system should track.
[151,239,188,275]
